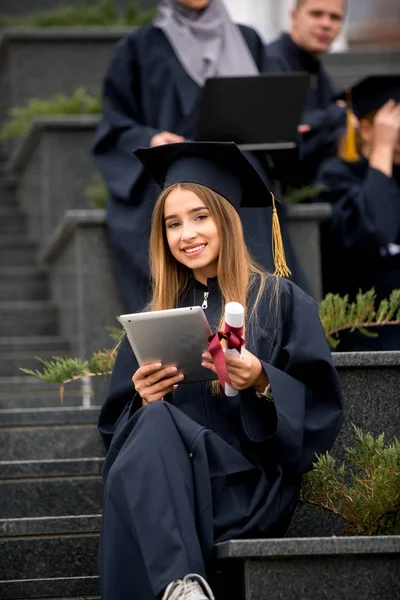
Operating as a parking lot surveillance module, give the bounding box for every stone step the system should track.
[0,267,49,301]
[216,538,400,600]
[0,423,105,461]
[0,576,99,600]
[0,471,104,519]
[0,405,101,426]
[0,533,99,581]
[0,335,71,377]
[0,215,27,235]
[0,238,36,267]
[0,178,17,207]
[0,376,85,409]
[0,301,59,336]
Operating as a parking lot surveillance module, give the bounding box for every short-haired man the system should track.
[265,0,347,187]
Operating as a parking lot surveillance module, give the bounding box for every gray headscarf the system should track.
[153,0,259,87]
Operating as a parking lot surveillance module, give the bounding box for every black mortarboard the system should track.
[339,75,400,162]
[133,141,272,210]
[133,141,291,277]
[340,75,400,119]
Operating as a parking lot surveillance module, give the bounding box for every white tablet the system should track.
[118,306,218,383]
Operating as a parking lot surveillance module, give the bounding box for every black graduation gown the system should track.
[92,24,308,312]
[264,32,346,188]
[316,156,400,350]
[98,276,344,600]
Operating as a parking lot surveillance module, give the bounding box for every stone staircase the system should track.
[0,168,104,599]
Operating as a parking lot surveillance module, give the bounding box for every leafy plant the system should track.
[283,183,325,205]
[0,88,102,141]
[301,426,400,535]
[85,173,108,209]
[0,0,155,28]
[320,288,400,348]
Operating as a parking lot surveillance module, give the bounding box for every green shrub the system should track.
[85,173,108,209]
[301,426,400,535]
[0,88,102,141]
[0,0,155,28]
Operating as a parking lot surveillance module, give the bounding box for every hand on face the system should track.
[201,347,269,393]
[132,362,184,405]
[372,100,400,152]
[150,131,185,147]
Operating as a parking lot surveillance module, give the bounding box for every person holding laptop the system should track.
[93,0,307,314]
[98,141,344,600]
[265,0,347,187]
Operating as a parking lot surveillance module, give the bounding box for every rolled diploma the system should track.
[224,302,244,397]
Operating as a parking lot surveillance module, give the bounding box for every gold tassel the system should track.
[271,192,291,278]
[339,91,359,163]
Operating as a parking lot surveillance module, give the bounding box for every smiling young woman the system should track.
[97,141,344,600]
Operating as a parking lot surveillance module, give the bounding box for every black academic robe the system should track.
[98,276,344,600]
[316,156,400,350]
[265,32,346,188]
[92,24,307,312]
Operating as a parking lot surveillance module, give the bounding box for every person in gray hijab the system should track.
[92,0,306,314]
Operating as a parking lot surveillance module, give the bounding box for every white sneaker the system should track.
[161,573,215,600]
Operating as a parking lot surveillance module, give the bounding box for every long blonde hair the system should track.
[149,182,275,328]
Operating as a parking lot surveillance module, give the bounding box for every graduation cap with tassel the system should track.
[133,141,291,278]
[339,74,400,163]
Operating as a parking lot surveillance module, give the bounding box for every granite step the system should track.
[0,376,85,409]
[0,576,100,600]
[0,301,59,336]
[0,238,36,266]
[0,336,70,377]
[0,178,17,207]
[0,423,105,461]
[0,516,100,580]
[0,461,104,518]
[0,405,101,426]
[0,215,27,235]
[0,267,49,301]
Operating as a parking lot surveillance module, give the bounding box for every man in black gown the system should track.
[265,0,347,188]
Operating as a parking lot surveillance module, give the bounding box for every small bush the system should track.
[85,173,108,209]
[0,88,102,141]
[301,426,400,535]
[0,0,155,28]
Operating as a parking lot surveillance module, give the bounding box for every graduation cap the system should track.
[133,141,291,277]
[339,75,400,162]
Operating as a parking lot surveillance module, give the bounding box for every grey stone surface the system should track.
[284,203,331,301]
[286,503,344,538]
[333,358,400,463]
[333,350,400,367]
[0,405,101,426]
[0,266,48,301]
[8,117,99,250]
[41,210,124,360]
[0,456,103,478]
[0,300,59,336]
[0,29,129,125]
[0,477,103,518]
[1,0,155,16]
[0,335,70,377]
[0,576,99,600]
[217,536,400,558]
[0,514,101,537]
[323,50,400,89]
[0,375,85,409]
[0,424,104,460]
[242,553,399,600]
[0,534,99,579]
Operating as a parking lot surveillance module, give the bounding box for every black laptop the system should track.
[193,73,310,151]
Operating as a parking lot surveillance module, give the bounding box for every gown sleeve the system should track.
[92,33,161,202]
[317,159,400,248]
[240,281,344,475]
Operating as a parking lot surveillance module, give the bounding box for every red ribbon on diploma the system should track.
[207,324,246,387]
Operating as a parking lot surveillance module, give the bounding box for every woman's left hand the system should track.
[201,347,269,392]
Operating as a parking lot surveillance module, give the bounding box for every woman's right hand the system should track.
[372,100,400,151]
[132,362,184,406]
[150,131,185,147]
